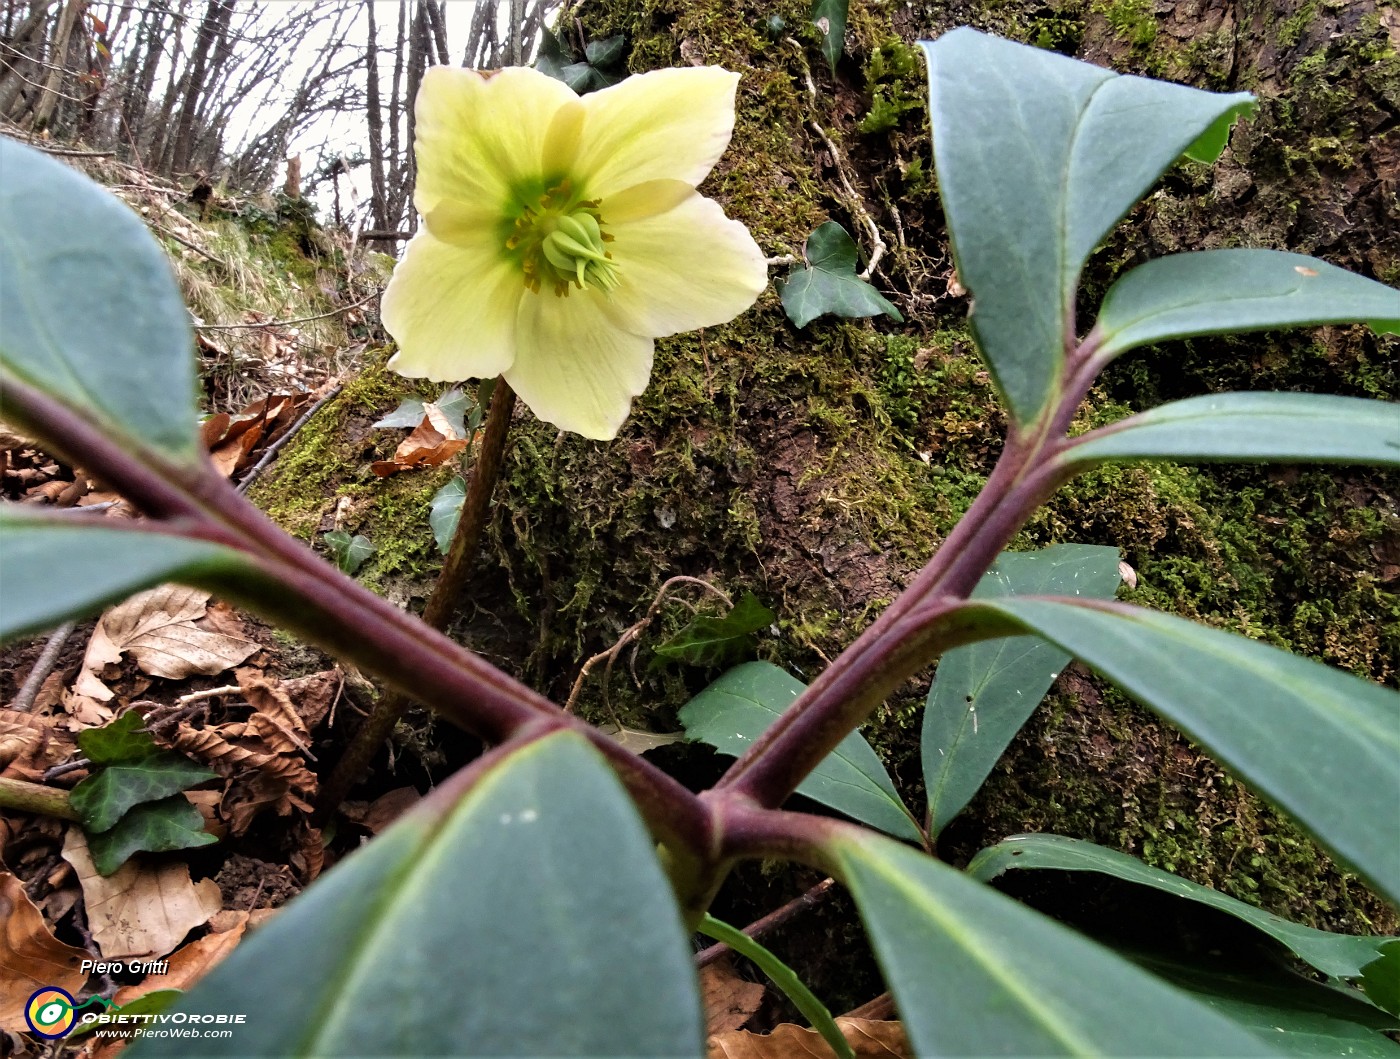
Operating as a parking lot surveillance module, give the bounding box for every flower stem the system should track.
[315,380,518,820]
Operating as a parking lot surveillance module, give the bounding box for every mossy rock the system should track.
[250,0,1398,947]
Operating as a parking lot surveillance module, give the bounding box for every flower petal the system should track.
[382,228,523,381]
[414,66,578,215]
[576,68,740,199]
[605,191,768,337]
[508,291,654,440]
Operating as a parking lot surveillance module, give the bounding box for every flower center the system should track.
[506,180,619,297]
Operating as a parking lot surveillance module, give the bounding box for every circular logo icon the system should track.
[25,988,76,1039]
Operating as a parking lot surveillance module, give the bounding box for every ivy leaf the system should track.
[779,222,903,328]
[78,709,159,765]
[585,35,626,67]
[71,756,215,834]
[324,531,374,575]
[371,397,427,430]
[72,713,216,833]
[811,0,847,71]
[373,388,467,435]
[429,476,467,554]
[652,592,775,668]
[86,795,217,876]
[535,27,626,94]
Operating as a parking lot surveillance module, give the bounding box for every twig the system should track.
[11,621,75,712]
[237,383,345,493]
[564,576,733,713]
[695,878,838,968]
[786,39,887,279]
[32,145,117,158]
[764,254,798,267]
[0,776,79,820]
[152,219,232,272]
[50,500,119,514]
[196,290,381,331]
[357,229,414,241]
[41,757,89,782]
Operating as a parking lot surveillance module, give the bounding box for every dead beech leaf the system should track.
[0,871,89,1030]
[370,402,469,476]
[708,1018,909,1059]
[0,709,48,773]
[701,957,765,1035]
[62,687,115,729]
[280,669,340,730]
[93,585,258,680]
[598,722,685,755]
[158,675,317,834]
[62,828,221,959]
[360,787,419,834]
[113,913,248,1006]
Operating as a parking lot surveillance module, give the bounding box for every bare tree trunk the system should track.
[364,0,390,232]
[421,0,448,66]
[168,0,233,173]
[0,0,57,118]
[145,0,193,169]
[120,1,169,162]
[28,0,79,129]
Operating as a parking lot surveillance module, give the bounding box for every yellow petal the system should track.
[605,191,768,338]
[414,66,578,215]
[575,67,740,199]
[507,291,654,440]
[601,179,696,225]
[382,228,522,381]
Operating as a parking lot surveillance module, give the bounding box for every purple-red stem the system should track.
[2,374,714,862]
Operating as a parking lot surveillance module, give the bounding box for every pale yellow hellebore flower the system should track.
[381,65,768,440]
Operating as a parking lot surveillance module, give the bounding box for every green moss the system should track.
[241,0,1399,941]
[858,38,925,134]
[1276,1,1317,47]
[248,353,451,595]
[1092,0,1157,48]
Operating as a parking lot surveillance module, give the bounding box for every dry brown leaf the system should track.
[61,687,115,729]
[280,669,339,730]
[598,722,686,755]
[113,913,248,1006]
[370,403,469,476]
[208,907,277,934]
[0,709,72,781]
[236,670,311,755]
[360,787,419,834]
[0,709,48,773]
[41,885,81,925]
[184,791,227,839]
[62,828,221,959]
[288,820,324,882]
[93,585,259,680]
[701,957,765,1035]
[707,1018,909,1059]
[155,672,318,834]
[0,871,89,1030]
